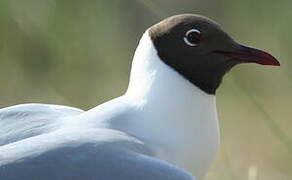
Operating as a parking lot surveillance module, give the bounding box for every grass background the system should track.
[0,0,291,179]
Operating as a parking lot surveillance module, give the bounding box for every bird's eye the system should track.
[183,29,201,47]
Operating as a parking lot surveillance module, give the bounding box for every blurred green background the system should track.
[0,0,291,179]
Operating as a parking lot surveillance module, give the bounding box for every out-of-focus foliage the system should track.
[0,0,291,179]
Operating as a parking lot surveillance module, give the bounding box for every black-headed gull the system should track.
[0,14,279,180]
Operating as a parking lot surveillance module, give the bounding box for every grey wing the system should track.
[0,129,195,180]
[0,103,84,146]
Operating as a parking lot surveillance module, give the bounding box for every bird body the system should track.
[0,32,218,180]
[1,118,193,180]
[0,14,279,180]
[78,31,219,178]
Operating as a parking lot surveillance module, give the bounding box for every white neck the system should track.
[122,31,220,179]
[79,31,220,179]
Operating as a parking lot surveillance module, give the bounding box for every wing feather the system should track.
[0,128,195,180]
[0,103,84,146]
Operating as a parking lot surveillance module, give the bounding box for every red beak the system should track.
[215,45,280,66]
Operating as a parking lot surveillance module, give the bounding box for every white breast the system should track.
[123,30,220,180]
[75,30,220,180]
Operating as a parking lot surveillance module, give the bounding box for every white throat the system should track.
[123,30,220,179]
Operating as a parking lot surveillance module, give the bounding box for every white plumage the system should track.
[0,31,220,180]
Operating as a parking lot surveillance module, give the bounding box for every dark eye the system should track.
[184,29,201,46]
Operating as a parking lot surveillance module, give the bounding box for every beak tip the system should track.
[258,56,280,66]
[273,61,281,66]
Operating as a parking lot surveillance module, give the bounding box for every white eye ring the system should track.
[183,29,201,47]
